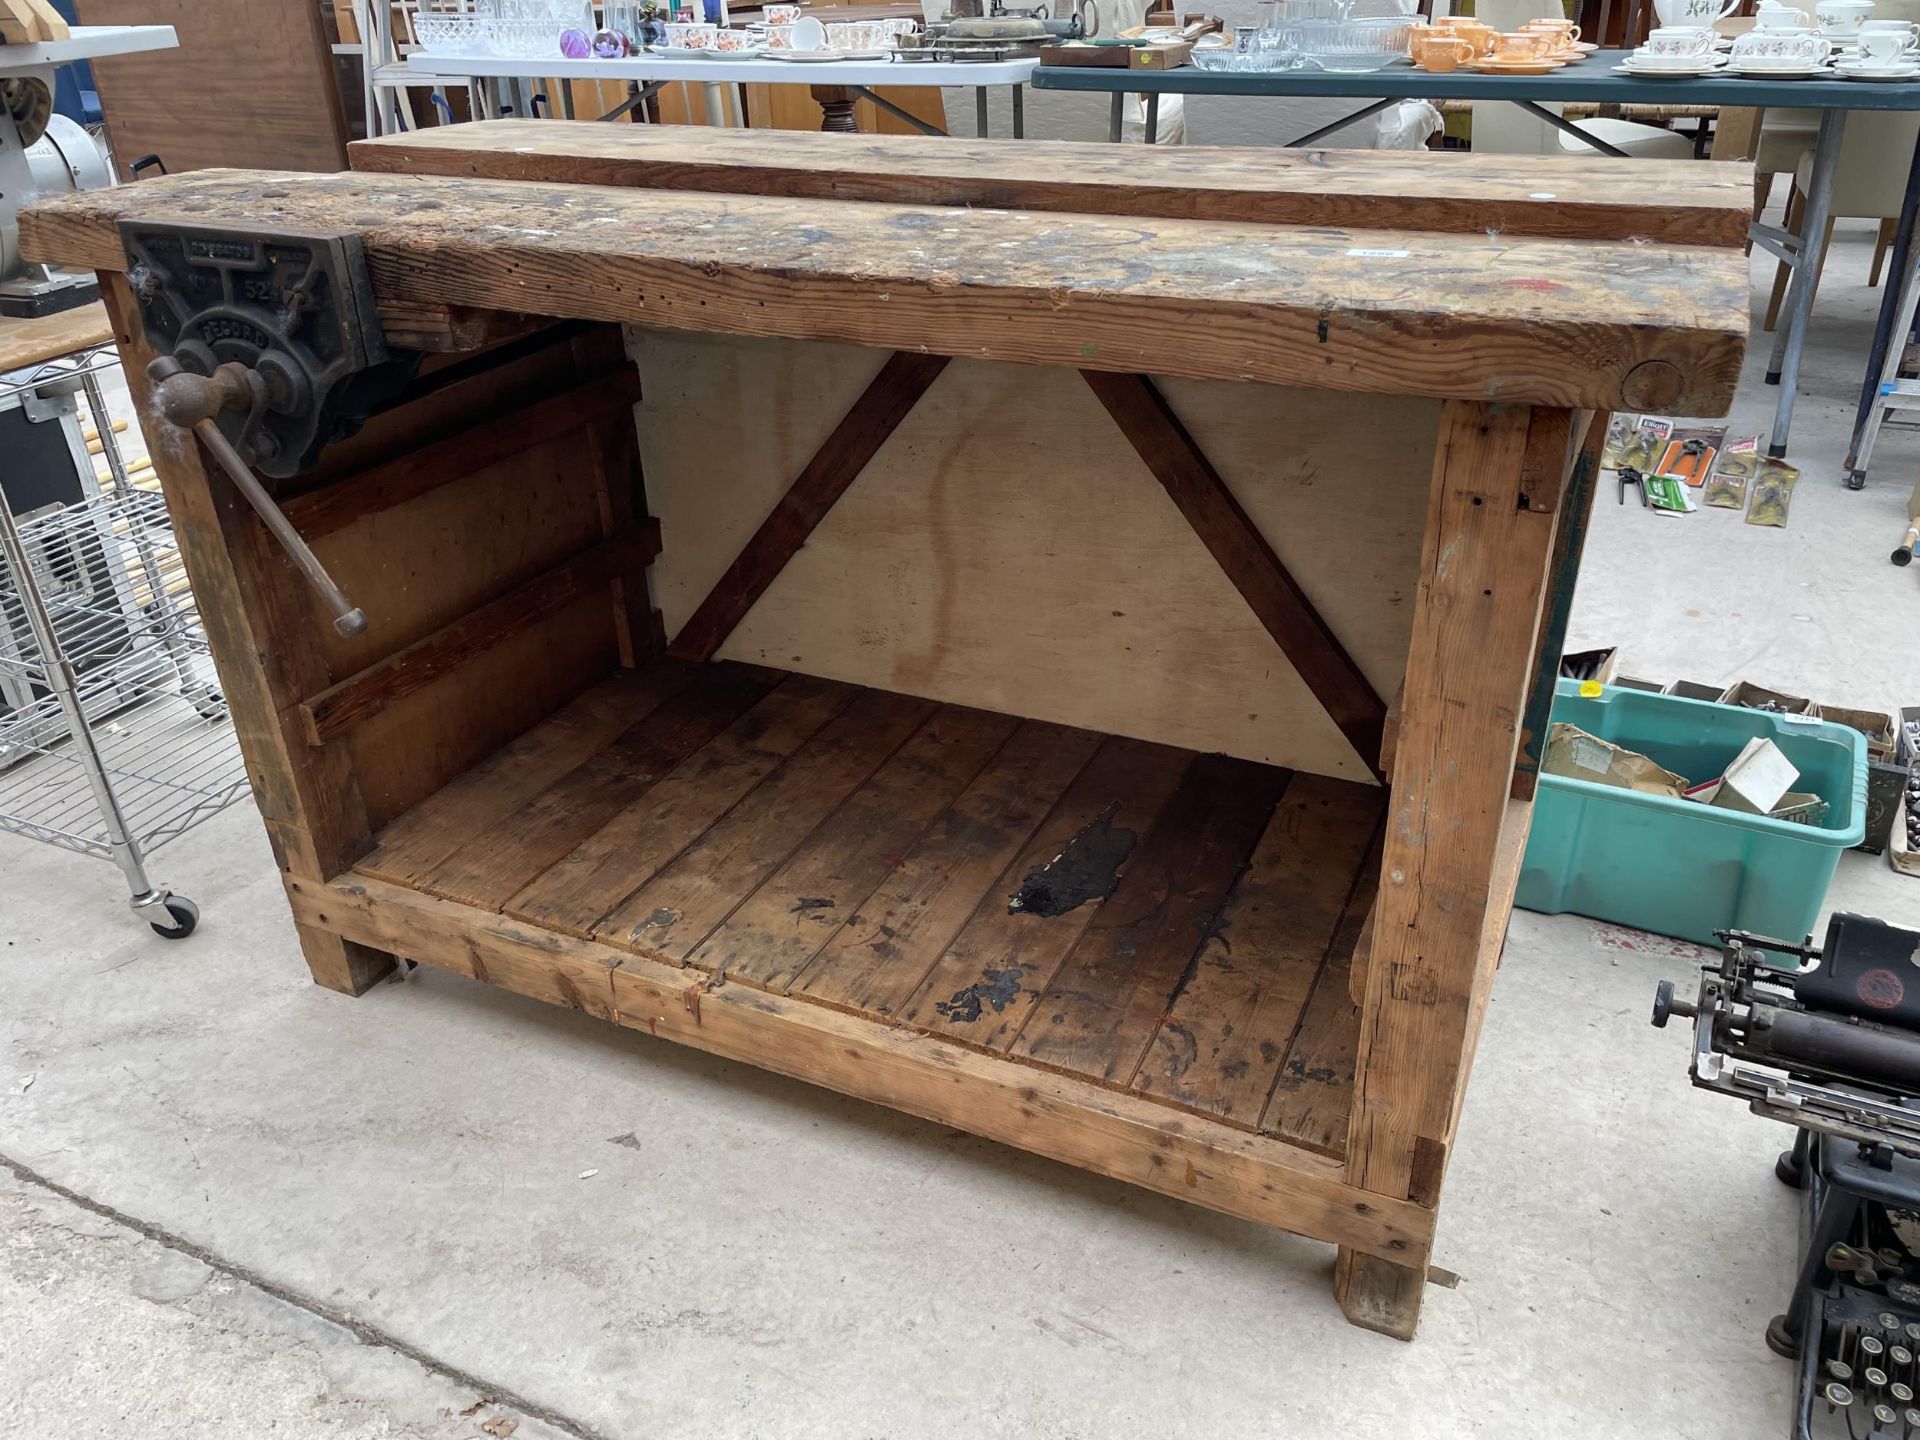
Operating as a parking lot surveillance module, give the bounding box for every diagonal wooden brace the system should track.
[669,350,950,663]
[1079,370,1388,778]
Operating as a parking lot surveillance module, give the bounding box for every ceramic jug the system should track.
[1653,0,1738,24]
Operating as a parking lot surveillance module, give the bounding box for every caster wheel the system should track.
[1846,471,1867,492]
[1776,1148,1807,1189]
[149,895,199,940]
[1765,1313,1796,1359]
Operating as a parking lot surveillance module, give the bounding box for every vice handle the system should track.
[148,358,368,638]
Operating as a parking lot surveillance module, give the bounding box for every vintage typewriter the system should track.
[1655,914,1920,1439]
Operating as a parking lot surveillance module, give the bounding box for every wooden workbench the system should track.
[19,125,1750,1340]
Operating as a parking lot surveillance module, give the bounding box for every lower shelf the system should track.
[353,656,1390,1152]
[298,657,1428,1261]
[353,655,1384,1145]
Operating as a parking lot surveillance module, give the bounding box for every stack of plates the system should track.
[1834,55,1920,78]
[1468,55,1568,74]
[1614,52,1730,76]
[1726,56,1833,77]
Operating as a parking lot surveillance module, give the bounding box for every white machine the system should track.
[0,81,112,316]
[0,24,178,316]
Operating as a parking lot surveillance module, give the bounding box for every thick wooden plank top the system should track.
[21,164,1748,411]
[351,120,1751,248]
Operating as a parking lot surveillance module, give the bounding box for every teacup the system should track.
[1754,0,1808,26]
[1410,26,1475,68]
[1859,17,1918,47]
[762,3,801,21]
[825,18,885,49]
[710,26,750,49]
[1732,28,1831,60]
[672,22,717,46]
[1858,25,1916,59]
[1817,0,1875,37]
[1491,29,1552,58]
[1435,15,1497,52]
[1522,18,1581,51]
[1643,23,1717,56]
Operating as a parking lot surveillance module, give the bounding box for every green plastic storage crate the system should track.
[1516,681,1866,948]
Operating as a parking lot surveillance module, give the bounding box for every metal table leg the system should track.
[1012,84,1023,139]
[595,81,665,122]
[1145,90,1159,143]
[850,85,946,135]
[1109,90,1124,143]
[1283,98,1400,147]
[1767,109,1846,458]
[1516,98,1630,158]
[702,80,729,128]
[976,86,989,137]
[1844,238,1920,489]
[1845,129,1920,483]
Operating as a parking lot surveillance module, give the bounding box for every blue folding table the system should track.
[1035,51,1920,463]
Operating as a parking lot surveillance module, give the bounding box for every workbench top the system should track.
[21,124,1750,413]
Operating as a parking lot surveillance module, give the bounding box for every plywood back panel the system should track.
[631,330,1438,782]
[77,0,348,177]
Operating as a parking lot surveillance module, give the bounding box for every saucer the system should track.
[763,47,887,59]
[1726,61,1832,77]
[1835,58,1920,77]
[1470,56,1565,73]
[1617,55,1726,75]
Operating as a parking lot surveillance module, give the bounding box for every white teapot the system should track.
[1654,0,1738,24]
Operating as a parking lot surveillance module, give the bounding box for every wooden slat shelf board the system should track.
[285,867,1432,1265]
[0,301,112,372]
[21,169,1748,413]
[351,656,1386,1148]
[349,119,1751,248]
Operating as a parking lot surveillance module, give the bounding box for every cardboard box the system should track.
[1667,679,1726,702]
[1821,704,1898,762]
[1892,798,1920,879]
[1721,680,1817,717]
[1560,647,1620,685]
[1543,723,1687,798]
[1613,675,1665,693]
[1704,736,1801,815]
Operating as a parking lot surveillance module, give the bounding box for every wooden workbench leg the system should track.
[101,275,396,995]
[1335,402,1576,1339]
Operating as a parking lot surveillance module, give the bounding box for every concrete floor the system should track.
[3,221,1920,1440]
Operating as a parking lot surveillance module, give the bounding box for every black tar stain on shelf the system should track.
[934,967,1023,1025]
[1008,804,1135,918]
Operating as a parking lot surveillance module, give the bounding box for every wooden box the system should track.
[19,123,1750,1340]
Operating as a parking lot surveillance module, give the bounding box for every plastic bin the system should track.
[1516,681,1866,949]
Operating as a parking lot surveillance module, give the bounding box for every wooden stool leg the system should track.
[1872,216,1899,287]
[811,85,859,133]
[1765,180,1805,333]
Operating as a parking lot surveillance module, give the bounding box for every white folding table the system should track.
[407,50,1038,136]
